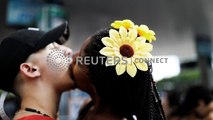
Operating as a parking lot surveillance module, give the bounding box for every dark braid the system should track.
[148,65,166,120]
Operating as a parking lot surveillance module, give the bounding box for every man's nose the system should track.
[59,45,72,56]
[65,48,73,56]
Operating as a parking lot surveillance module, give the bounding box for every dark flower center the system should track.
[120,44,134,58]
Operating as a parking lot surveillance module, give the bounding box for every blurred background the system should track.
[0,0,213,120]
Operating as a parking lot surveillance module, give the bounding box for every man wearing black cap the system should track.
[0,22,75,120]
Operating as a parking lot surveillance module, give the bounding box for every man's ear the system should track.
[20,63,40,78]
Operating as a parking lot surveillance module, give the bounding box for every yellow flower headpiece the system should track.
[99,19,156,77]
[111,19,156,43]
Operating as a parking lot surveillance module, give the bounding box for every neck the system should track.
[14,84,61,119]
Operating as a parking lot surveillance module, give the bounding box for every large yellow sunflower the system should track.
[99,26,153,77]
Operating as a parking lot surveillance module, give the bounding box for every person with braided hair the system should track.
[70,19,166,120]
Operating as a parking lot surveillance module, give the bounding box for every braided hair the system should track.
[84,28,166,120]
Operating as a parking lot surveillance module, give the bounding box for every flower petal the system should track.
[136,37,146,43]
[152,36,156,40]
[99,47,114,56]
[116,64,126,76]
[126,58,133,64]
[114,51,122,58]
[127,63,137,77]
[111,21,122,29]
[102,37,116,47]
[135,62,148,71]
[109,29,120,40]
[139,43,153,52]
[105,57,119,66]
[149,30,155,35]
[119,26,127,39]
[139,25,149,31]
[111,19,135,30]
[128,29,137,41]
[135,52,152,58]
[123,19,135,29]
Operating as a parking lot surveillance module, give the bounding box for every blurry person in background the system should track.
[206,112,213,120]
[0,22,76,120]
[172,85,212,120]
[206,90,213,120]
[161,91,170,118]
[71,19,166,120]
[161,90,181,120]
[4,96,20,119]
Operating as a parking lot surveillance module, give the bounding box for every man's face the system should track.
[206,101,213,120]
[194,100,212,119]
[29,42,75,92]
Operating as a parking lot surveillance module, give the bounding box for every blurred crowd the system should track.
[162,85,213,120]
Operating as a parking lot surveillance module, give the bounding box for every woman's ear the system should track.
[20,63,40,78]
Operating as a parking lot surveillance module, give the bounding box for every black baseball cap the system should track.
[0,21,70,93]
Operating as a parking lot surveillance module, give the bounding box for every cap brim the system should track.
[34,21,70,52]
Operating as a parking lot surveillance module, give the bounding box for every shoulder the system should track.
[77,98,93,120]
[14,115,54,120]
